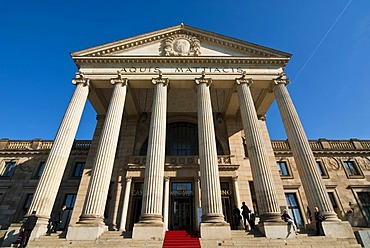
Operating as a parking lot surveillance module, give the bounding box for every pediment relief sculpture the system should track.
[163,34,201,56]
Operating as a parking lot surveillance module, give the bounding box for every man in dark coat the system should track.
[50,205,66,233]
[19,211,38,248]
[232,206,242,230]
[314,206,325,236]
[241,202,250,231]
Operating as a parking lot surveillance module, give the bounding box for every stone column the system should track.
[132,74,168,240]
[194,177,201,231]
[28,73,89,239]
[195,73,230,239]
[163,177,170,231]
[232,176,241,208]
[273,78,354,238]
[236,75,285,238]
[119,177,132,231]
[67,75,128,240]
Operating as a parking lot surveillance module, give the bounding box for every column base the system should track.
[132,222,165,240]
[321,221,355,239]
[200,222,231,240]
[66,223,108,241]
[258,221,292,239]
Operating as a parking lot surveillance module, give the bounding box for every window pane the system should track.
[277,161,289,176]
[3,162,16,177]
[344,161,360,176]
[316,161,325,176]
[358,192,370,221]
[36,162,45,177]
[285,193,303,227]
[24,194,33,210]
[73,162,85,177]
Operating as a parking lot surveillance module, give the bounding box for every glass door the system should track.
[60,194,76,230]
[285,193,303,227]
[170,182,193,230]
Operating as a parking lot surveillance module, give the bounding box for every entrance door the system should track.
[60,194,76,230]
[170,182,193,230]
[172,197,191,230]
[285,193,303,227]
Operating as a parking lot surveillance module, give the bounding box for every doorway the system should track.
[170,182,193,230]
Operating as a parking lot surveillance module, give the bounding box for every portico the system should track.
[25,24,354,242]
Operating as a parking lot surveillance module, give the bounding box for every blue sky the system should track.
[1,0,369,141]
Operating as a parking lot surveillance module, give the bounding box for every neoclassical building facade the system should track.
[1,24,369,243]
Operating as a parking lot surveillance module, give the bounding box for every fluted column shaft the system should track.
[119,177,132,231]
[163,177,170,230]
[29,76,89,221]
[236,78,280,222]
[196,76,225,223]
[80,76,128,224]
[273,80,338,221]
[232,177,241,208]
[139,77,168,223]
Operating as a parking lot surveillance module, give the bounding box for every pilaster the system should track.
[119,176,132,231]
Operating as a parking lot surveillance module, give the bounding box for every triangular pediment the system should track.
[71,24,291,59]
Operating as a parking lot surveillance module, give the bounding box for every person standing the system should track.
[232,205,242,230]
[50,205,66,233]
[241,202,250,231]
[314,207,325,236]
[281,209,298,235]
[248,209,255,231]
[19,211,38,248]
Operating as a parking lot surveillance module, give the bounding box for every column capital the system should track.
[195,71,212,86]
[235,72,253,86]
[72,72,90,87]
[125,176,132,182]
[164,176,170,182]
[273,78,290,87]
[110,74,128,86]
[257,114,267,121]
[232,176,238,182]
[152,70,169,86]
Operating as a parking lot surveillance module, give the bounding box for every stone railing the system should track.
[361,141,370,149]
[4,141,33,150]
[73,140,92,149]
[271,139,370,151]
[0,139,91,151]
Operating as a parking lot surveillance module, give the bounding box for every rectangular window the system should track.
[60,194,77,230]
[23,194,33,211]
[316,161,325,176]
[249,181,259,215]
[36,162,45,177]
[285,193,304,227]
[1,161,16,177]
[327,192,342,219]
[277,161,289,176]
[358,192,370,222]
[343,161,360,176]
[72,162,85,177]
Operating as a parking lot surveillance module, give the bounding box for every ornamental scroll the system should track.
[163,34,201,56]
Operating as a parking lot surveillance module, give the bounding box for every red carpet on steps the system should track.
[163,230,201,248]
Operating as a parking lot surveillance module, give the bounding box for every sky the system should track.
[1,0,369,141]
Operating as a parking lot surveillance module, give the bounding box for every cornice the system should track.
[73,56,290,67]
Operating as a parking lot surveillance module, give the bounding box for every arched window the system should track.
[139,122,224,156]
